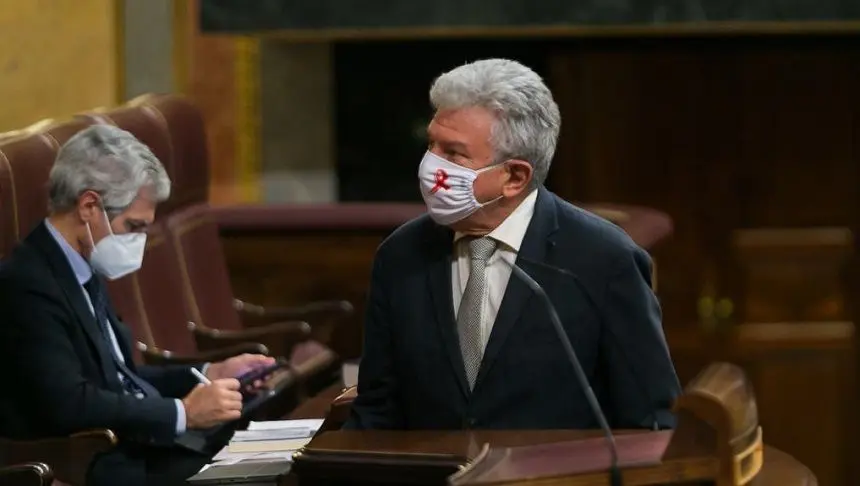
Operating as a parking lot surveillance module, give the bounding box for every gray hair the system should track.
[429,58,561,186]
[48,124,171,214]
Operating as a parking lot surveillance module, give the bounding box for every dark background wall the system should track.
[200,0,860,31]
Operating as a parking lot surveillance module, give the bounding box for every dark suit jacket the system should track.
[346,187,681,430]
[0,222,198,447]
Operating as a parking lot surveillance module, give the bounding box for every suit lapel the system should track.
[426,223,471,398]
[28,223,118,385]
[474,187,560,391]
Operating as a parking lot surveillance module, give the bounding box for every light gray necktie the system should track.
[457,236,497,389]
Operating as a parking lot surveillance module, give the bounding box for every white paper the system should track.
[212,450,295,465]
[232,427,312,442]
[246,418,324,434]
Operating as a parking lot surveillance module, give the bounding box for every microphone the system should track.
[503,258,623,486]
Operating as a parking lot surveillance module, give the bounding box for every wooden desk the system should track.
[287,430,815,486]
[266,364,818,485]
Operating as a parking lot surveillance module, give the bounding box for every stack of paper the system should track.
[210,419,325,465]
[246,418,324,433]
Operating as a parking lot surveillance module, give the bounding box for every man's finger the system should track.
[215,378,241,390]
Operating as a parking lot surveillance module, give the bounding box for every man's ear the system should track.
[501,160,533,198]
[77,190,102,223]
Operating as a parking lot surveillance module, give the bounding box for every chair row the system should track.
[0,94,355,485]
[0,94,209,259]
[106,204,347,399]
[0,93,352,388]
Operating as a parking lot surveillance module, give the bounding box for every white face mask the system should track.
[86,209,147,280]
[418,151,503,226]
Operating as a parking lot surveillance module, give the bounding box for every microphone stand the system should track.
[506,261,623,486]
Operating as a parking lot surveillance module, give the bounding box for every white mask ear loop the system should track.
[473,162,506,206]
[85,222,95,248]
[85,206,115,252]
[100,207,115,235]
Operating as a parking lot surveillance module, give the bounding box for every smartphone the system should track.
[237,359,288,388]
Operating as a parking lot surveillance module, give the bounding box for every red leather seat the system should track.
[163,204,347,397]
[76,94,209,215]
[0,118,97,259]
[105,224,274,368]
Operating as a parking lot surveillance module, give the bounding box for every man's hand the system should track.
[182,378,243,429]
[206,354,276,383]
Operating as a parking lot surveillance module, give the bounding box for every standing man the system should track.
[0,125,274,485]
[346,59,680,430]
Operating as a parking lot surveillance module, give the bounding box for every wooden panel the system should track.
[732,227,854,322]
[221,231,389,359]
[548,39,741,328]
[669,322,856,486]
[735,46,859,228]
[547,36,860,329]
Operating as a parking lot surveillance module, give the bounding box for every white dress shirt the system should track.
[452,189,538,349]
[44,219,186,434]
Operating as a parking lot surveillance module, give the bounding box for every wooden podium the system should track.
[287,363,816,485]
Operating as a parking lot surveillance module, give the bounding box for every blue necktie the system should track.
[84,276,159,398]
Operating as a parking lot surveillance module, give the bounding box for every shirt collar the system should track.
[44,218,93,285]
[454,189,538,252]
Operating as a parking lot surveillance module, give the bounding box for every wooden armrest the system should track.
[333,386,357,406]
[190,321,310,358]
[235,299,353,345]
[138,341,270,366]
[236,299,353,324]
[318,386,357,433]
[0,462,54,486]
[0,429,117,485]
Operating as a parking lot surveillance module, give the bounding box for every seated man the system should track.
[346,59,681,431]
[0,125,274,486]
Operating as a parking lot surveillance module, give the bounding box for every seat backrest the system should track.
[0,134,55,258]
[77,93,210,215]
[580,202,673,250]
[104,274,147,365]
[163,203,244,332]
[106,222,201,357]
[0,119,55,143]
[0,118,98,259]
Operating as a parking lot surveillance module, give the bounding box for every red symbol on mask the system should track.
[430,169,451,194]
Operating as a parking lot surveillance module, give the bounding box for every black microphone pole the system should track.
[506,261,623,486]
[516,255,660,432]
